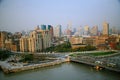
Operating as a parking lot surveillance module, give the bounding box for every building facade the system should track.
[84,25,90,35]
[20,36,28,52]
[103,22,109,35]
[41,24,46,30]
[48,25,54,40]
[0,31,21,51]
[70,36,83,44]
[82,37,95,46]
[0,31,7,49]
[54,25,62,37]
[20,26,52,52]
[90,26,98,36]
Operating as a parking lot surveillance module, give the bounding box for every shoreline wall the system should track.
[0,60,66,73]
[70,58,120,73]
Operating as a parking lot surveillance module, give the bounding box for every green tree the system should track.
[0,50,11,61]
[116,43,120,50]
[21,54,34,62]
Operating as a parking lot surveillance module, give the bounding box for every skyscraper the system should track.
[54,25,62,37]
[48,25,54,40]
[41,24,46,30]
[103,22,109,35]
[84,25,89,35]
[90,26,98,36]
[111,27,118,34]
[67,21,72,31]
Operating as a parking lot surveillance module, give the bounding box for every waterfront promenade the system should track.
[70,51,120,72]
[0,52,70,73]
[0,59,67,73]
[0,51,120,73]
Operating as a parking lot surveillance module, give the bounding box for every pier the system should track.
[0,52,70,73]
[0,59,67,73]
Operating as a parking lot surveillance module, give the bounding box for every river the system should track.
[0,62,119,80]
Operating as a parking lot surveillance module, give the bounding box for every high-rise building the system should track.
[48,25,52,30]
[73,28,76,33]
[20,36,28,52]
[67,21,72,31]
[41,24,46,30]
[66,29,72,36]
[0,31,7,49]
[102,22,109,35]
[90,26,98,36]
[84,25,89,35]
[111,27,118,34]
[48,25,54,40]
[54,25,62,37]
[78,26,83,36]
[20,26,52,52]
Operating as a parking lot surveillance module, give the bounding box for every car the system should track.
[95,61,103,65]
[107,63,116,67]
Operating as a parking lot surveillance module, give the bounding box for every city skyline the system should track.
[0,0,120,32]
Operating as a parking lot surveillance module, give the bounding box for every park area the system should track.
[69,51,117,57]
[88,51,116,56]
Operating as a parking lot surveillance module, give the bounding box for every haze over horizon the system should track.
[0,0,120,33]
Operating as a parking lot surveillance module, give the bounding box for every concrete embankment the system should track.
[0,60,66,73]
[70,58,120,73]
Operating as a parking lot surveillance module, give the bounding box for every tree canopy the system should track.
[0,50,12,61]
[45,42,96,52]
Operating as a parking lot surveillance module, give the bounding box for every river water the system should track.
[0,62,119,80]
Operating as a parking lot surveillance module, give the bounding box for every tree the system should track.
[0,50,11,61]
[21,54,34,62]
[53,41,72,52]
[116,43,120,50]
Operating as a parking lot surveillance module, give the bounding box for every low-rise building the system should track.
[69,36,83,44]
[95,35,108,46]
[71,44,86,49]
[82,37,95,46]
[0,31,21,51]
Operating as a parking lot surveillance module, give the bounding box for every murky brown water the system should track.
[0,62,119,80]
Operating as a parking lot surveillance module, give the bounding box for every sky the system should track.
[0,0,120,32]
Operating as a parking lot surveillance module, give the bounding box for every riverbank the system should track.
[0,59,66,73]
[1,62,120,80]
[0,50,120,73]
[70,58,120,72]
[70,51,120,73]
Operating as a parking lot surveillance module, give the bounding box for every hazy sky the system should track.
[0,0,120,32]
